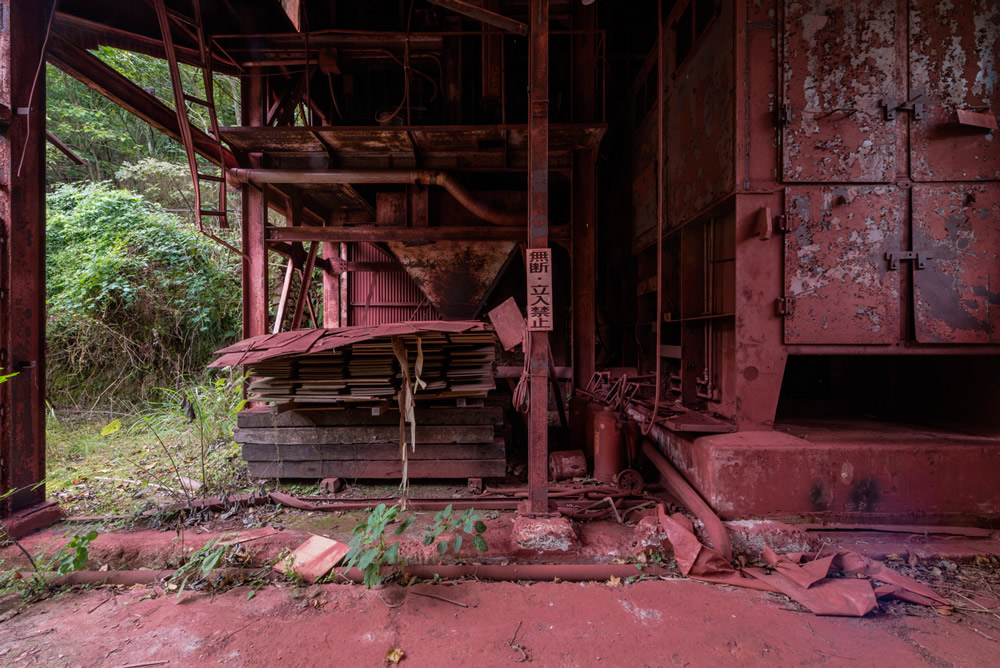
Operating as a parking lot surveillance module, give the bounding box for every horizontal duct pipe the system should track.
[228,168,524,226]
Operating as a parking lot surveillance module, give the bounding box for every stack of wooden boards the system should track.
[236,405,506,479]
[211,321,506,480]
[210,321,496,406]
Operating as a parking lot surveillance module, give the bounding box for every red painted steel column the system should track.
[322,242,341,328]
[570,2,597,389]
[241,69,268,339]
[0,0,53,511]
[526,0,550,515]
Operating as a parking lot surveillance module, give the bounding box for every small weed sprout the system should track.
[167,536,228,597]
[422,504,489,557]
[343,503,415,589]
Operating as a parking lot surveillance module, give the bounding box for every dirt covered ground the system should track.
[2,576,999,667]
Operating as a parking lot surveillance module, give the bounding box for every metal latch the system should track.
[777,103,793,126]
[775,297,794,317]
[885,251,930,270]
[883,94,925,121]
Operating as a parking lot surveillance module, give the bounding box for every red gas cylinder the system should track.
[592,408,625,484]
[548,449,588,481]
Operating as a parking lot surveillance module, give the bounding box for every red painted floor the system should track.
[2,579,998,667]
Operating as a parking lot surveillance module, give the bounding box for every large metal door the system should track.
[913,184,1000,343]
[781,0,901,183]
[784,186,903,344]
[909,1,1000,181]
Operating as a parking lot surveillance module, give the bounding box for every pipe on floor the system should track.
[637,434,733,560]
[227,168,523,226]
[39,564,672,588]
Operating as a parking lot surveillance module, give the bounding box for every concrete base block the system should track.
[511,515,578,552]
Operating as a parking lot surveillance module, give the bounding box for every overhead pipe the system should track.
[228,168,524,226]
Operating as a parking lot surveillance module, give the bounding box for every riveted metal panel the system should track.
[913,184,1000,343]
[668,2,735,224]
[781,0,900,183]
[909,1,1000,181]
[784,185,903,344]
[348,243,439,326]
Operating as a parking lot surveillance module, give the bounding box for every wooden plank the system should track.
[237,406,503,428]
[241,440,505,462]
[246,458,506,479]
[234,425,495,445]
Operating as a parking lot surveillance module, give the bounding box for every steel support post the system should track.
[570,0,597,389]
[0,0,54,511]
[526,0,550,515]
[241,69,268,339]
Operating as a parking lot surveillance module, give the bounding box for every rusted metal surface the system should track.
[547,450,587,481]
[784,185,903,344]
[349,243,438,326]
[487,296,526,351]
[388,241,516,319]
[781,0,900,183]
[909,0,1000,181]
[527,0,551,517]
[1,0,51,512]
[913,184,1000,343]
[668,2,735,224]
[219,124,606,172]
[427,0,527,36]
[241,70,269,340]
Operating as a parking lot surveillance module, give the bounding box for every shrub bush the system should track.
[46,182,240,407]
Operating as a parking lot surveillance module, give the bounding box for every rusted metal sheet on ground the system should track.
[781,0,900,183]
[912,184,1000,343]
[668,3,734,225]
[909,1,1000,181]
[388,241,516,320]
[784,186,903,344]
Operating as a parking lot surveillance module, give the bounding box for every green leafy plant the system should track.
[168,536,228,597]
[343,504,415,589]
[422,504,489,556]
[53,530,99,574]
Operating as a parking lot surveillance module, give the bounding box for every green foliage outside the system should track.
[46,182,241,407]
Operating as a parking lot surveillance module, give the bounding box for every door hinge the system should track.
[775,296,794,317]
[777,103,793,126]
[885,251,930,270]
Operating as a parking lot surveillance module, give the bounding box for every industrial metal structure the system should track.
[1,1,998,528]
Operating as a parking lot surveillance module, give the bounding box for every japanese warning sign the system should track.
[526,248,553,331]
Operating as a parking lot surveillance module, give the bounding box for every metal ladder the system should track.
[152,0,231,233]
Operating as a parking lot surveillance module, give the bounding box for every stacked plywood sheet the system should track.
[236,405,505,479]
[211,321,505,480]
[211,322,496,406]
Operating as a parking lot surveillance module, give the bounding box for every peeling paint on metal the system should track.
[784,185,902,344]
[782,0,900,183]
[913,184,1000,343]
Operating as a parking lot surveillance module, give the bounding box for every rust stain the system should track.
[913,184,1000,343]
[388,241,516,319]
[782,0,899,183]
[909,0,1000,181]
[784,185,902,344]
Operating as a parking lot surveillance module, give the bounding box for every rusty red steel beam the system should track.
[45,130,85,165]
[290,242,319,330]
[1,0,52,513]
[241,69,269,339]
[267,225,568,243]
[229,168,524,226]
[525,0,551,516]
[47,32,238,170]
[51,12,239,74]
[427,0,528,36]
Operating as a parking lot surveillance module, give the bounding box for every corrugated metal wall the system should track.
[348,243,439,325]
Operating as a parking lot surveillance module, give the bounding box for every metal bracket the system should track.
[885,251,930,270]
[883,94,925,121]
[775,297,794,317]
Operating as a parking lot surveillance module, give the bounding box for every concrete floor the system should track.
[2,578,998,667]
